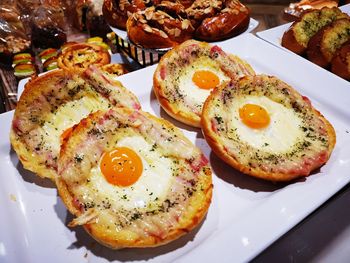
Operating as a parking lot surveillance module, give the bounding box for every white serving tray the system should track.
[2,33,350,263]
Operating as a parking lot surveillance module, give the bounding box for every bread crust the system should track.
[331,40,350,80]
[281,7,349,55]
[56,108,212,248]
[127,5,194,49]
[153,39,255,128]
[57,43,110,72]
[191,0,250,42]
[201,75,336,182]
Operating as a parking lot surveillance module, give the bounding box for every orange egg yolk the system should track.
[192,70,220,90]
[239,104,270,129]
[100,147,143,187]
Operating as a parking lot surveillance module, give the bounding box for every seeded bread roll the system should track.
[307,18,350,68]
[56,108,212,248]
[281,7,348,55]
[331,40,350,80]
[127,3,194,49]
[10,66,140,180]
[153,40,255,127]
[201,75,336,182]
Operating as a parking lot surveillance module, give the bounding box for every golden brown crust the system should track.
[153,39,255,128]
[127,5,194,49]
[189,0,250,41]
[100,63,129,77]
[56,108,212,248]
[57,43,110,72]
[103,0,146,30]
[331,40,350,80]
[201,75,336,182]
[281,26,306,55]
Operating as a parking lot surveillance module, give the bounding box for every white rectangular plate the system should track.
[2,33,350,263]
[256,4,350,54]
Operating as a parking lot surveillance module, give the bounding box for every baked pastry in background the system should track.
[201,74,336,182]
[281,7,348,55]
[10,66,141,180]
[103,0,146,30]
[153,40,255,127]
[100,63,129,78]
[57,43,110,71]
[307,18,350,68]
[331,40,350,80]
[186,0,250,41]
[127,3,194,49]
[56,107,212,248]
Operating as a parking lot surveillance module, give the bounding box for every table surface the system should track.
[2,4,350,262]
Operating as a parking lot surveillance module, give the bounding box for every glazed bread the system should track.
[307,18,350,68]
[281,7,348,55]
[153,39,255,128]
[201,75,336,182]
[57,43,110,72]
[56,107,212,248]
[331,40,350,80]
[126,3,194,49]
[103,0,146,30]
[10,66,140,180]
[186,0,250,41]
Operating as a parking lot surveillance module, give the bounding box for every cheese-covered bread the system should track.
[201,75,336,182]
[153,40,255,128]
[56,108,212,248]
[10,66,140,180]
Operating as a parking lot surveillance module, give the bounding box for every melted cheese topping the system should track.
[228,96,303,153]
[42,95,110,154]
[88,136,174,210]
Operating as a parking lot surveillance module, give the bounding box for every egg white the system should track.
[228,95,304,153]
[178,57,230,109]
[89,136,174,210]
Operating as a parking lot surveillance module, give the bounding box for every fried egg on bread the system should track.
[56,108,212,248]
[10,66,140,180]
[153,40,255,128]
[202,75,336,182]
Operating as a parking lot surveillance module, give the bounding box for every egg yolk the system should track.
[100,147,143,187]
[239,104,270,129]
[192,70,220,90]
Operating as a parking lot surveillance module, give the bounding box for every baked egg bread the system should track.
[56,107,212,248]
[10,66,141,180]
[153,40,255,128]
[201,74,336,182]
[57,43,110,71]
[281,7,348,55]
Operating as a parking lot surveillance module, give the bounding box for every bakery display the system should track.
[281,7,348,55]
[127,3,194,49]
[56,107,212,248]
[153,39,255,127]
[10,66,140,180]
[57,43,111,71]
[201,74,336,182]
